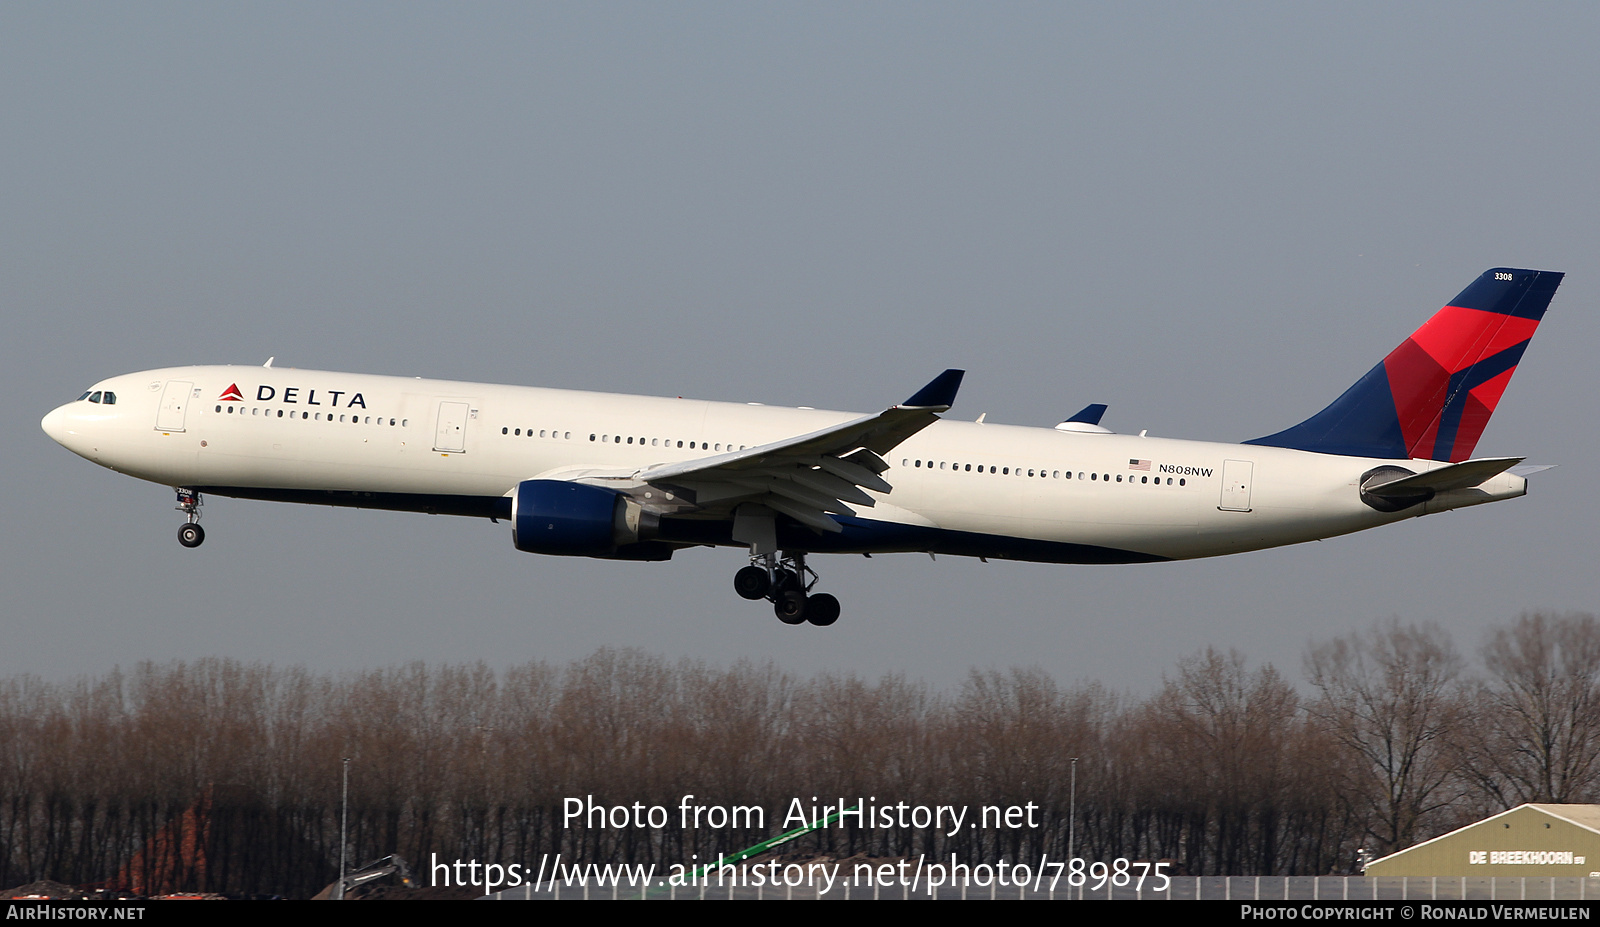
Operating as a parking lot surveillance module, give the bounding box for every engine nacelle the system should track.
[510,480,662,557]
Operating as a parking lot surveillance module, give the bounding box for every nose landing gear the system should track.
[732,551,841,627]
[176,489,205,548]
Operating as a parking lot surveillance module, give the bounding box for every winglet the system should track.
[1065,403,1108,425]
[901,369,965,410]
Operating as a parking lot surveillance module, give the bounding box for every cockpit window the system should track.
[88,391,102,403]
[101,392,116,405]
[78,391,92,401]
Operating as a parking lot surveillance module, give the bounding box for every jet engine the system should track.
[510,479,668,559]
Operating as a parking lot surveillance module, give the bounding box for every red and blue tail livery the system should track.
[1247,268,1563,461]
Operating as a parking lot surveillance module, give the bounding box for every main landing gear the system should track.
[733,551,841,627]
[175,488,205,548]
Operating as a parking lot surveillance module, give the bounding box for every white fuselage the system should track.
[42,366,1527,563]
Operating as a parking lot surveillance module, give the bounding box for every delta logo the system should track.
[217,382,371,409]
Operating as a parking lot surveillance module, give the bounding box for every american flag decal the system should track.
[1128,459,1151,470]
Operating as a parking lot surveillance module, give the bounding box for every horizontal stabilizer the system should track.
[1365,457,1524,498]
[1509,463,1556,478]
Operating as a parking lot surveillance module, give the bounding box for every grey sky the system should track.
[5,3,1598,692]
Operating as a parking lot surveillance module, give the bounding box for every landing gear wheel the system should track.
[775,591,807,625]
[805,593,840,627]
[177,523,206,548]
[734,566,771,600]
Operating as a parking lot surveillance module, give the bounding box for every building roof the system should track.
[1366,803,1600,871]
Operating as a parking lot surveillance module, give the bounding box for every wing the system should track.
[626,369,964,533]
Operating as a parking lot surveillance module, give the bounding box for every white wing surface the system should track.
[626,370,964,533]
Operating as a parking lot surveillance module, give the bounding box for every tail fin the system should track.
[1246,268,1563,461]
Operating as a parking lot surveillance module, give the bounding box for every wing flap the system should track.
[728,476,858,516]
[815,455,892,492]
[763,496,844,533]
[777,467,877,507]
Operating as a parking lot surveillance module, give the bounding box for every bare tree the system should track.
[1303,619,1464,856]
[1464,612,1600,806]
[1141,649,1304,874]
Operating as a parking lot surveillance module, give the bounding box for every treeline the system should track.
[2,612,1599,896]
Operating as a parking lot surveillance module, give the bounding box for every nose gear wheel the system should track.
[175,489,205,548]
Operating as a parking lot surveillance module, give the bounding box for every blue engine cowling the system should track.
[511,479,669,559]
[512,480,622,556]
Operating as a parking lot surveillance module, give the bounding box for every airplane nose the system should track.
[41,404,70,444]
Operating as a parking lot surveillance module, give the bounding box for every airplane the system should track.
[41,267,1562,628]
